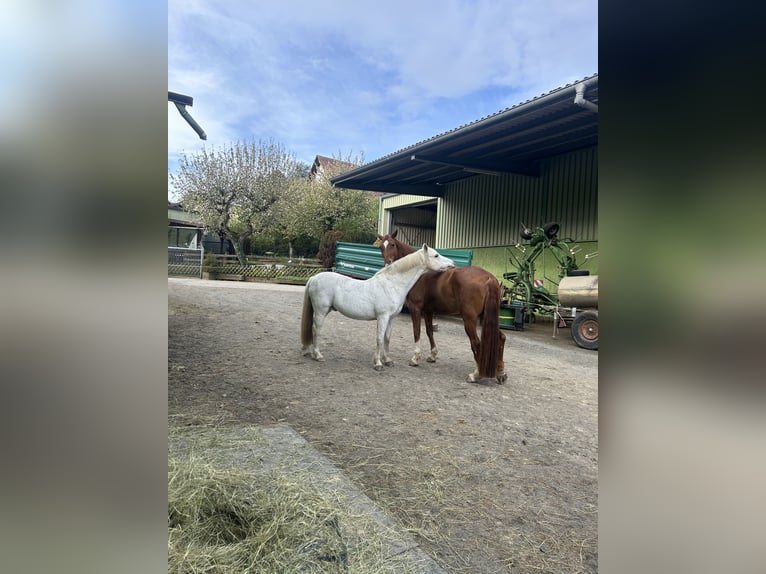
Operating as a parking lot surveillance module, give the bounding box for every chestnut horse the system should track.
[376,230,507,384]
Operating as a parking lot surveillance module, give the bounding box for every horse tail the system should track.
[300,278,315,347]
[477,276,501,379]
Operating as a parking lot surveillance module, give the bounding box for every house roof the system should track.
[330,73,598,197]
[168,201,204,227]
[309,155,357,179]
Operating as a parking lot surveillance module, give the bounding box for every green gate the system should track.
[335,242,473,279]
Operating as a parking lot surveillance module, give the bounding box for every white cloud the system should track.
[168,0,597,177]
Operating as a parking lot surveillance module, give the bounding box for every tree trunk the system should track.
[232,239,247,266]
[288,240,294,261]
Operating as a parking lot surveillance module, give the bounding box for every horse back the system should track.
[411,266,497,316]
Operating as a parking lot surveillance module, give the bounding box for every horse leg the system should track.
[309,309,329,361]
[373,316,387,370]
[408,307,423,366]
[424,311,439,363]
[462,317,483,382]
[382,315,395,366]
[496,328,508,383]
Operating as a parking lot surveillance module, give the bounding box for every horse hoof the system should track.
[374,364,383,371]
[426,357,436,363]
[467,376,498,386]
[496,373,508,384]
[408,359,419,367]
[384,360,394,367]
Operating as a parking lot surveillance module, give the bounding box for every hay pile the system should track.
[168,455,348,573]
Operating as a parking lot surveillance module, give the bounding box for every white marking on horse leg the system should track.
[409,341,421,366]
[312,311,327,361]
[426,344,438,363]
[373,317,387,370]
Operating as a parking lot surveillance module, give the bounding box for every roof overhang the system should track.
[168,207,204,227]
[331,74,598,197]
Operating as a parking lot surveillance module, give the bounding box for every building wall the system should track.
[378,146,597,281]
[378,194,441,246]
[471,241,599,288]
[436,146,597,248]
[379,194,439,213]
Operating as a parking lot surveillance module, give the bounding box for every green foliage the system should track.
[172,145,377,262]
[202,252,220,272]
[170,139,303,265]
[249,234,319,258]
[268,150,377,246]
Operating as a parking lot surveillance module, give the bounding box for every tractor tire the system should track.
[571,310,598,350]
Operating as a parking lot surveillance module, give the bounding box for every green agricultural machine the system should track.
[501,222,599,350]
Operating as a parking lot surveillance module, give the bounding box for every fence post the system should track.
[199,243,204,279]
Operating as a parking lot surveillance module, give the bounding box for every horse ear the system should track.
[376,234,384,241]
[422,243,429,252]
[391,229,398,238]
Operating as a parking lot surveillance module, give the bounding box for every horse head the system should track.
[377,229,411,265]
[421,244,455,272]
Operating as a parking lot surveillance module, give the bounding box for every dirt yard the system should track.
[168,277,598,573]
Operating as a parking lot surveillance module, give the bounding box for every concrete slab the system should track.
[169,422,448,574]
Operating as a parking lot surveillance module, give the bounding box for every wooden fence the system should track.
[167,252,327,284]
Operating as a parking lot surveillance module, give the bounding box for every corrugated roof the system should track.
[331,74,598,196]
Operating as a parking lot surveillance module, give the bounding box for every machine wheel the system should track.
[520,227,533,240]
[571,310,598,350]
[543,222,560,238]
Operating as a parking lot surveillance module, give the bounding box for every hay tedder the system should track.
[501,222,599,350]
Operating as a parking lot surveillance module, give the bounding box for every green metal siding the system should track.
[335,241,473,280]
[334,242,386,279]
[436,147,597,249]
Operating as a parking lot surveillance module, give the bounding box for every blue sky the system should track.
[168,0,597,198]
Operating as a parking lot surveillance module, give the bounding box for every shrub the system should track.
[316,231,343,269]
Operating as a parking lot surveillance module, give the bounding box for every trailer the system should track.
[556,274,599,350]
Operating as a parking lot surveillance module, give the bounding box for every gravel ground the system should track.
[168,277,598,573]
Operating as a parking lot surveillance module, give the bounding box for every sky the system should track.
[168,0,597,199]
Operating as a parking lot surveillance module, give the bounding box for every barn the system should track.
[331,73,598,282]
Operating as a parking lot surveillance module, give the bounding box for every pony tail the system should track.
[300,280,315,347]
[477,277,501,378]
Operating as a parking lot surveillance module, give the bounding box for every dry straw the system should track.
[168,422,430,574]
[168,455,347,573]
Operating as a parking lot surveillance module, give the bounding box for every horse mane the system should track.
[391,234,415,257]
[375,246,423,276]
